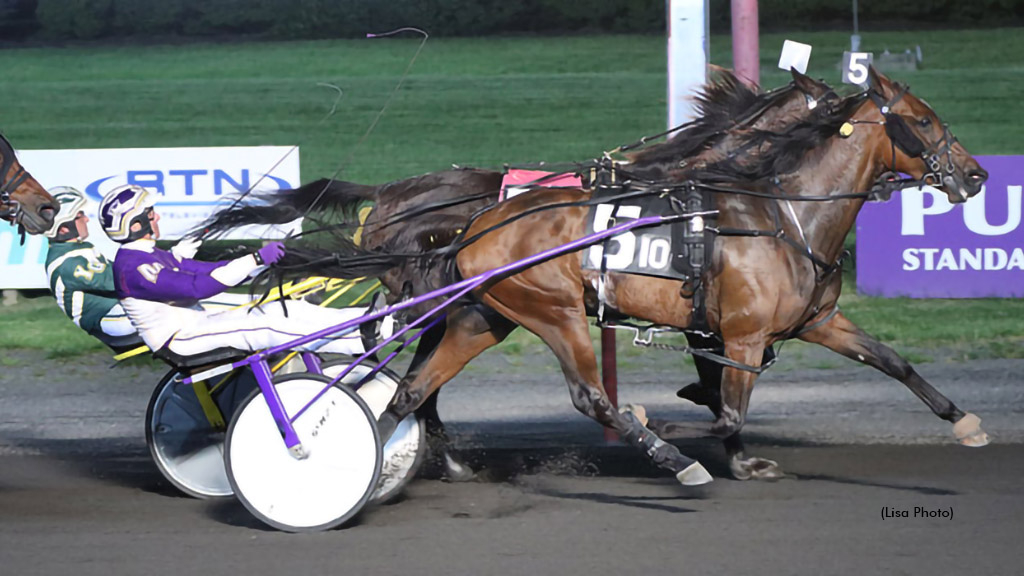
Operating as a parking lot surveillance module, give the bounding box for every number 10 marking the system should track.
[639,236,671,270]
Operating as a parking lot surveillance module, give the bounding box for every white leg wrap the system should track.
[953,413,990,447]
[676,461,713,486]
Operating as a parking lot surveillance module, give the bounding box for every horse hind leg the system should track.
[378,305,516,446]
[798,310,988,447]
[409,322,475,482]
[483,296,712,486]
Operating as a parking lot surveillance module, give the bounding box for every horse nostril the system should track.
[966,168,989,187]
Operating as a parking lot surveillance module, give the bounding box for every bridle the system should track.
[863,84,959,187]
[0,134,32,223]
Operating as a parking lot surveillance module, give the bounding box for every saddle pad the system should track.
[582,183,712,282]
[499,169,583,201]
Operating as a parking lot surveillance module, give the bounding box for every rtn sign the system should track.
[0,146,302,290]
[857,155,1024,298]
[84,169,293,204]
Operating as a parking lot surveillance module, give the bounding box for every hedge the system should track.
[18,0,1024,42]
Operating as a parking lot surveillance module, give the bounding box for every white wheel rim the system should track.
[148,371,256,498]
[321,362,425,502]
[227,377,380,531]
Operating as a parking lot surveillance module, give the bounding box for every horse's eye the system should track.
[919,117,932,128]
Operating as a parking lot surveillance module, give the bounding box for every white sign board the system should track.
[0,146,301,289]
[778,40,812,74]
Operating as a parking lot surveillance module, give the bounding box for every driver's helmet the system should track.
[44,187,87,240]
[99,184,157,242]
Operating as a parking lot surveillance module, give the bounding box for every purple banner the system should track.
[857,156,1024,298]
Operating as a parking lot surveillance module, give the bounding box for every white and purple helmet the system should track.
[99,184,158,242]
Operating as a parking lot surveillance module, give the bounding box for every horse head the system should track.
[864,66,987,204]
[0,133,58,234]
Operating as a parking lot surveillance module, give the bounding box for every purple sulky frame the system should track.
[183,209,714,457]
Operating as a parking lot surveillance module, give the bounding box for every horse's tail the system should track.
[193,178,379,239]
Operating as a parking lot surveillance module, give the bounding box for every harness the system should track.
[848,84,961,199]
[588,84,954,372]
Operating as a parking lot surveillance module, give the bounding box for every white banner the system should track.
[0,146,301,289]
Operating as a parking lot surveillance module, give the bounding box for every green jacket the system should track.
[45,240,119,339]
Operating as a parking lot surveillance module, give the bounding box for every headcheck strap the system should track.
[864,84,959,187]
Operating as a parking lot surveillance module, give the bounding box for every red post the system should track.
[601,327,619,442]
[731,0,760,87]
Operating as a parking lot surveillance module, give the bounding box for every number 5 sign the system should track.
[842,51,873,85]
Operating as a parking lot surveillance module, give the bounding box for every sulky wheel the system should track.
[321,360,428,504]
[145,368,258,499]
[225,373,382,532]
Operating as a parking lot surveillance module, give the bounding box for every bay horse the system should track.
[360,67,989,482]
[197,69,842,478]
[0,132,57,235]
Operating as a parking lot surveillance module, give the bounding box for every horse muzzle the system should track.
[9,201,57,234]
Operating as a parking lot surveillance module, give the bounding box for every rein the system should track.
[850,84,961,190]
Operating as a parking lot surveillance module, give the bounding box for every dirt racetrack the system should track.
[1,347,1022,575]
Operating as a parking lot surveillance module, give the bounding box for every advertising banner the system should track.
[0,146,300,289]
[857,155,1023,298]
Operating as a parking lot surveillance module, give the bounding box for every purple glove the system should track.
[256,241,286,265]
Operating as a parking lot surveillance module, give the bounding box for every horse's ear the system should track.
[867,65,886,95]
[790,68,824,96]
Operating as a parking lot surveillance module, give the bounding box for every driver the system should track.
[100,184,391,359]
[43,187,141,349]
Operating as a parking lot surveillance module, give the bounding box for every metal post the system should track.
[731,0,760,87]
[667,0,710,130]
[601,327,619,442]
[851,0,861,51]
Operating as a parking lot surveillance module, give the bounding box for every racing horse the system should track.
[197,68,838,320]
[197,69,842,477]
[356,67,990,481]
[0,132,57,236]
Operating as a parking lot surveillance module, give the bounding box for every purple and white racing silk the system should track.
[113,239,370,356]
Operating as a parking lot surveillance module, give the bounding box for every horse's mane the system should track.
[695,89,870,183]
[626,70,796,175]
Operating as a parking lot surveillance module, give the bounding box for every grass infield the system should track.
[1,29,1022,361]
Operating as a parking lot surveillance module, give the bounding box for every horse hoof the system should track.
[676,461,713,486]
[620,404,648,427]
[443,453,476,482]
[730,456,784,481]
[954,413,990,447]
[676,382,714,406]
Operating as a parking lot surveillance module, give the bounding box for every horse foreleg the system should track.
[798,310,989,447]
[676,333,776,416]
[676,333,725,415]
[714,338,784,480]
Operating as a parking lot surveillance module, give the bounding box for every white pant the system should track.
[165,299,370,357]
[98,304,138,338]
[98,294,255,346]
